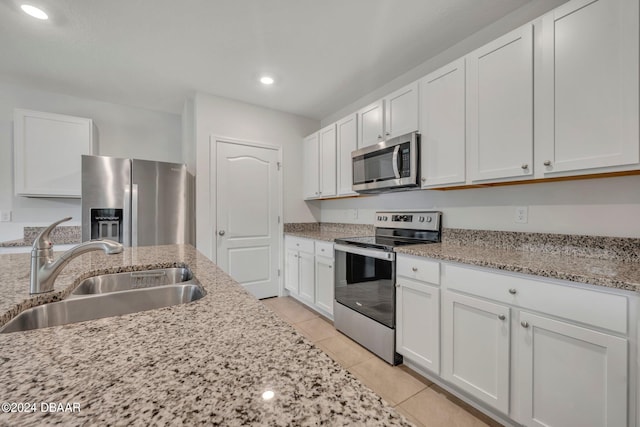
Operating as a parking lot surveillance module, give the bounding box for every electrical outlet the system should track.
[515,206,528,224]
[0,210,11,222]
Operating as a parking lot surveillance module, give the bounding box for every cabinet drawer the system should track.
[285,236,314,253]
[315,241,334,258]
[443,264,628,334]
[397,255,440,284]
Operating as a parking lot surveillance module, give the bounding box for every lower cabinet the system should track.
[396,255,633,427]
[442,291,510,414]
[284,236,334,319]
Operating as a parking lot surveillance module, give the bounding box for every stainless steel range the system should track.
[333,211,442,365]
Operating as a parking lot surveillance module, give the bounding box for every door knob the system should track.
[218,230,225,236]
[521,321,529,328]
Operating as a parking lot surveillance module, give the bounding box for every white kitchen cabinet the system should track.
[319,124,337,198]
[537,0,639,176]
[284,237,315,304]
[302,132,319,199]
[442,290,511,414]
[13,109,96,198]
[358,100,384,148]
[517,310,628,427]
[419,58,466,188]
[336,114,358,196]
[302,126,336,200]
[383,82,419,139]
[315,241,334,316]
[467,24,533,183]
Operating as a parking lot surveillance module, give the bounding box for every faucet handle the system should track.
[33,217,72,250]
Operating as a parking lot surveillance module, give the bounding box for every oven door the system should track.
[334,244,396,328]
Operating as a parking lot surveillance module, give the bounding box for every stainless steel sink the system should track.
[72,267,193,295]
[0,283,205,334]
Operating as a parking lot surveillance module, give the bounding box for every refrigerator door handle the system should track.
[123,187,131,246]
[131,184,139,247]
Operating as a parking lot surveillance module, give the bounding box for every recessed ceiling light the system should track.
[21,4,48,20]
[260,76,275,85]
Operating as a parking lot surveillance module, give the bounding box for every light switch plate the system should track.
[0,210,11,222]
[515,206,528,224]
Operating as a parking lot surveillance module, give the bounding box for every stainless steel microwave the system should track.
[352,132,420,194]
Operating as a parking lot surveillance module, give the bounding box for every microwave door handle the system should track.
[392,145,400,178]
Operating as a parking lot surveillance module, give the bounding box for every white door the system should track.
[419,58,466,187]
[336,114,358,196]
[216,140,281,299]
[297,250,315,304]
[358,100,384,148]
[517,311,628,427]
[442,291,511,414]
[319,124,337,198]
[284,248,299,295]
[302,132,319,199]
[315,255,334,316]
[467,24,533,182]
[384,82,419,139]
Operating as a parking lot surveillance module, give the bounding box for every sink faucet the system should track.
[30,217,124,294]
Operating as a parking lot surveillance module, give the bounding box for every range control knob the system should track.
[425,216,433,223]
[418,216,425,222]
[383,216,388,221]
[377,216,382,221]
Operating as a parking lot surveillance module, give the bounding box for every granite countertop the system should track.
[396,242,640,292]
[0,245,411,426]
[0,225,81,248]
[285,229,368,243]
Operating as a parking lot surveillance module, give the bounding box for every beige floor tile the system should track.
[294,317,339,342]
[397,388,489,427]
[348,357,427,406]
[315,333,375,368]
[262,297,318,323]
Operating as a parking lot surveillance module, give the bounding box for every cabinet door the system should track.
[396,277,440,374]
[358,100,384,148]
[517,311,627,427]
[538,0,639,174]
[419,59,466,187]
[384,82,419,139]
[302,132,319,199]
[442,291,510,414]
[297,251,315,304]
[284,248,299,294]
[14,109,94,197]
[319,124,337,198]
[315,255,334,316]
[467,25,533,182]
[336,114,358,196]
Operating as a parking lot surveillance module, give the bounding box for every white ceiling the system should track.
[0,0,532,120]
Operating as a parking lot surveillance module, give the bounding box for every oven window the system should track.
[334,250,395,328]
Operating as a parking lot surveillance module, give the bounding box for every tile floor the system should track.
[262,296,503,427]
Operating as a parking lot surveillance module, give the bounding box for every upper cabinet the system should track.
[336,113,358,196]
[419,59,466,188]
[302,126,337,200]
[537,0,639,176]
[14,109,96,198]
[357,100,384,148]
[302,132,320,199]
[466,24,534,183]
[383,82,419,140]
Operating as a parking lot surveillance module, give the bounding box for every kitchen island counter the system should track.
[0,244,410,426]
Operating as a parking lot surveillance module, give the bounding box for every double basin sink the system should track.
[0,267,205,334]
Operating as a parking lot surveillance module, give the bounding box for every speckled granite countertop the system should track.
[395,242,640,292]
[0,245,411,426]
[284,222,373,243]
[0,226,81,248]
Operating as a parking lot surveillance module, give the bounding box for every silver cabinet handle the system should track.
[412,267,418,272]
[521,164,529,170]
[385,132,390,136]
[509,288,517,295]
[543,160,552,166]
[498,314,506,320]
[421,177,426,182]
[328,265,332,269]
[377,134,383,139]
[218,230,225,236]
[521,321,529,328]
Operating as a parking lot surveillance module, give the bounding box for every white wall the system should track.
[320,175,640,238]
[194,92,319,260]
[0,81,182,241]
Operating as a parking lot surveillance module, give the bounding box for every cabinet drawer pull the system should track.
[543,160,552,166]
[498,314,506,320]
[521,321,529,328]
[412,267,418,272]
[377,134,383,139]
[508,288,517,295]
[521,163,529,170]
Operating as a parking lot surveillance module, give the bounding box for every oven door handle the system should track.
[392,145,400,179]
[334,244,395,261]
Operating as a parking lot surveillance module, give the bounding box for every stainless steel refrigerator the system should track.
[81,155,194,246]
